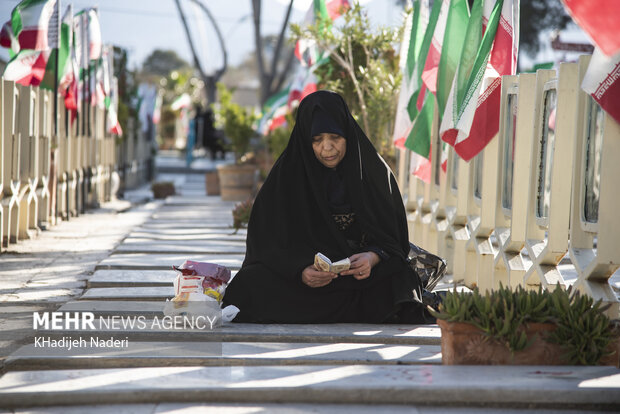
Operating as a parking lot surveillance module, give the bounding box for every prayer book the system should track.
[314,252,350,273]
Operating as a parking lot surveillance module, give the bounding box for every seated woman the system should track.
[223,90,432,324]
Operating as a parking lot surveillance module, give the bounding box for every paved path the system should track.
[1,160,619,413]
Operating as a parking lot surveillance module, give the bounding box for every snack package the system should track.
[164,260,239,323]
[172,260,231,304]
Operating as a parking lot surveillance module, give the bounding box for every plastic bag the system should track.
[172,260,231,304]
[407,242,447,292]
[163,260,239,323]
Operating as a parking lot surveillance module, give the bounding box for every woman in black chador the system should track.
[223,90,431,324]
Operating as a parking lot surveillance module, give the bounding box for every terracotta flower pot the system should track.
[437,319,619,366]
[216,164,258,201]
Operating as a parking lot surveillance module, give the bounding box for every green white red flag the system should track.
[581,48,620,125]
[393,0,423,149]
[86,8,101,61]
[152,92,162,125]
[2,48,50,85]
[440,0,519,161]
[421,0,451,96]
[433,0,469,117]
[291,0,348,104]
[258,87,290,135]
[0,0,57,53]
[40,5,72,93]
[403,0,442,183]
[561,0,619,57]
[294,0,349,66]
[107,81,123,135]
[100,44,121,135]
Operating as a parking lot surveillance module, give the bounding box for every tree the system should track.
[291,3,402,157]
[140,49,191,79]
[251,0,297,106]
[519,0,571,56]
[174,0,228,104]
[114,46,140,139]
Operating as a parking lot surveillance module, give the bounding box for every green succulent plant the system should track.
[431,284,618,365]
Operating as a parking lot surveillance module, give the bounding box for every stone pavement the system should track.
[0,155,619,413]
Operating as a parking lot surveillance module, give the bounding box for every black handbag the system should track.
[407,242,447,292]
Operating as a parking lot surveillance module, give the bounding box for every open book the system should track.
[314,252,351,273]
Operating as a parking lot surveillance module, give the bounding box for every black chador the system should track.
[223,91,428,323]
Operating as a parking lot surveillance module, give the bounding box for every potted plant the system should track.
[431,284,620,366]
[232,198,253,234]
[214,83,259,201]
[151,181,175,199]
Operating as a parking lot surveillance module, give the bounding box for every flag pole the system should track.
[53,0,60,135]
[51,0,61,225]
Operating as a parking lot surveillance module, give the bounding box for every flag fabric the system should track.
[440,0,518,162]
[2,48,50,85]
[582,48,620,125]
[107,76,123,136]
[421,0,451,95]
[392,1,421,148]
[138,83,159,132]
[257,87,290,135]
[294,0,350,66]
[326,0,350,19]
[403,0,442,182]
[287,65,318,108]
[100,45,122,135]
[152,92,162,125]
[289,0,347,113]
[435,0,469,116]
[0,0,57,53]
[86,8,101,61]
[40,5,72,92]
[561,0,619,57]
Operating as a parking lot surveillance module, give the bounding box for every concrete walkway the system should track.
[0,153,619,413]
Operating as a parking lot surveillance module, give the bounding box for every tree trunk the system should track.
[251,0,295,106]
[174,0,228,104]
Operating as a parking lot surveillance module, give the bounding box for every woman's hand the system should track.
[340,252,380,280]
[302,265,338,288]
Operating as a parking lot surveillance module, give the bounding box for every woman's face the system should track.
[312,133,346,169]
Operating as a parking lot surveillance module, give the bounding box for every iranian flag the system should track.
[392,0,424,149]
[2,48,50,86]
[295,0,350,66]
[421,0,452,96]
[40,5,72,92]
[440,0,519,161]
[258,87,290,135]
[287,65,318,108]
[434,0,469,117]
[86,8,101,61]
[0,0,57,53]
[582,48,620,125]
[404,0,442,183]
[290,0,346,109]
[561,0,619,57]
[106,73,123,136]
[152,92,162,125]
